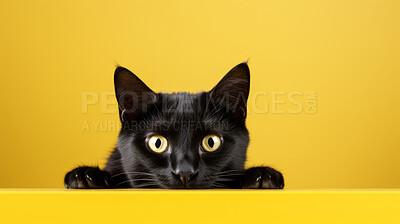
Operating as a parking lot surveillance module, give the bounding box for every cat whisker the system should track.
[214,170,243,175]
[116,179,133,187]
[214,177,241,182]
[212,183,228,189]
[131,178,156,182]
[111,171,155,178]
[132,183,159,189]
[214,180,238,185]
[215,174,243,178]
[131,179,159,188]
[116,178,156,187]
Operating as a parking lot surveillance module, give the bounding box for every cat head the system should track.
[114,63,250,188]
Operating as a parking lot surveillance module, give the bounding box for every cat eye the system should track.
[202,134,222,152]
[147,135,168,153]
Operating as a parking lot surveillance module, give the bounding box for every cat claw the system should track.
[241,167,284,189]
[64,166,111,189]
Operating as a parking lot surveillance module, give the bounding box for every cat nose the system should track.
[173,169,198,185]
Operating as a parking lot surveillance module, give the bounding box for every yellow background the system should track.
[0,0,399,189]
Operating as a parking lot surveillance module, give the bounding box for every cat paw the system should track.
[241,167,284,189]
[64,166,112,189]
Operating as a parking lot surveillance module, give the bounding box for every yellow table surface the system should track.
[1,189,399,224]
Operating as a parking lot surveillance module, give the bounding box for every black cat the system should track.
[64,63,284,189]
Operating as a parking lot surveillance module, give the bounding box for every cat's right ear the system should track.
[209,63,250,121]
[114,66,156,122]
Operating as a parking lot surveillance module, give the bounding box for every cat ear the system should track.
[209,62,250,120]
[114,66,156,122]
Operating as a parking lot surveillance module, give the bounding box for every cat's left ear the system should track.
[209,62,250,120]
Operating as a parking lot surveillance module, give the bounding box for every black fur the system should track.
[64,63,284,189]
